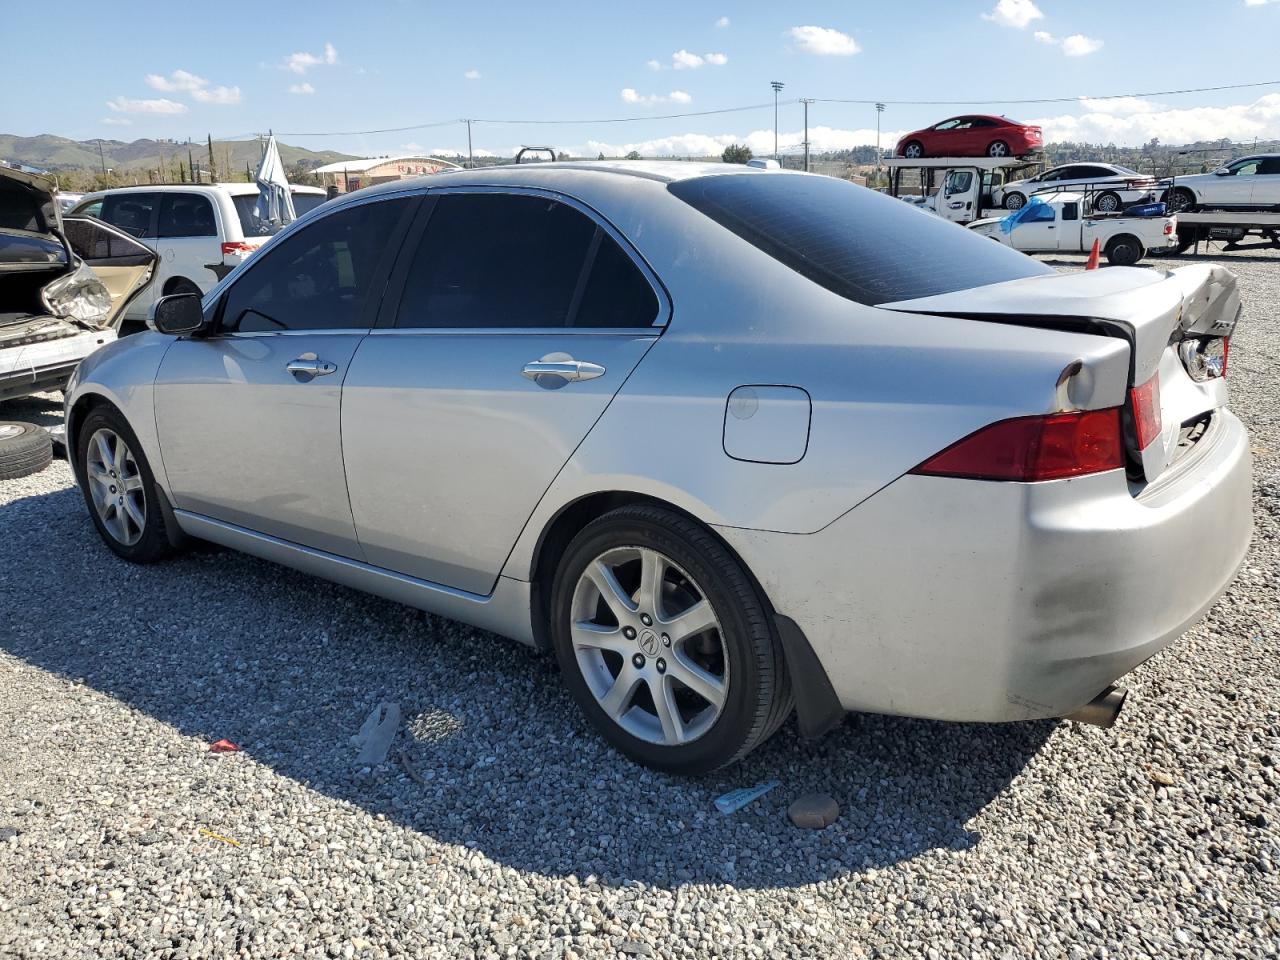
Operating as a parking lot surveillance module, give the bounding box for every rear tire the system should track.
[1095,191,1122,213]
[987,140,1010,158]
[74,406,176,563]
[0,422,53,480]
[550,504,792,773]
[1105,235,1143,266]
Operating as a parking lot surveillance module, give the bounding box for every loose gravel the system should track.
[1,251,1278,959]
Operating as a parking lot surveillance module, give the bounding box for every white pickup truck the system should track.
[967,192,1178,265]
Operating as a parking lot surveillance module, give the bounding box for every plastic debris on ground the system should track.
[209,739,239,753]
[714,779,781,815]
[352,702,401,766]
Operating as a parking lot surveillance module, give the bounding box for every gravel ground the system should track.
[1,251,1278,959]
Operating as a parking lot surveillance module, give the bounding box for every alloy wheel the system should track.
[988,141,1010,157]
[85,427,146,546]
[1096,193,1120,212]
[569,545,728,746]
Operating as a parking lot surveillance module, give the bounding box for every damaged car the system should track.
[1,166,156,477]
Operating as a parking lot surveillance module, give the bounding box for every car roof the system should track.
[77,182,327,199]
[328,160,779,204]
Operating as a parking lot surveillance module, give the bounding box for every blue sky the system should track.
[5,0,1280,158]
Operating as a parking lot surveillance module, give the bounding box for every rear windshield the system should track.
[668,173,1051,305]
[232,191,328,237]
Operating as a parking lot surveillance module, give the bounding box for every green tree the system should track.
[721,143,753,164]
[624,150,642,161]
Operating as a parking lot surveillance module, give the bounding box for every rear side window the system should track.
[220,198,412,333]
[100,193,158,238]
[291,193,328,216]
[669,174,1051,306]
[395,193,658,329]
[158,193,216,238]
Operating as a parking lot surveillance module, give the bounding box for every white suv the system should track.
[1162,154,1280,212]
[68,183,328,323]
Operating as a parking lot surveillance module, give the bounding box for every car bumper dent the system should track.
[717,409,1253,722]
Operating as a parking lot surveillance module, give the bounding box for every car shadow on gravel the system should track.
[1,485,1055,892]
[2,393,64,429]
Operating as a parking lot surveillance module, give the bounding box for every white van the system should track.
[68,183,328,322]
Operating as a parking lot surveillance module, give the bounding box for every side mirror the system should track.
[151,293,206,336]
[1213,167,1230,176]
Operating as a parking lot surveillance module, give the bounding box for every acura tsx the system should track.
[64,162,1252,772]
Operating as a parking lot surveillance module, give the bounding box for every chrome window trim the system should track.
[365,328,661,338]
[411,183,672,330]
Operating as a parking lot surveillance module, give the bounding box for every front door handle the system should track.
[521,359,606,383]
[286,355,338,380]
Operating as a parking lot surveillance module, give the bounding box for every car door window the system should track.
[71,199,104,219]
[1022,204,1056,223]
[1260,158,1280,176]
[99,193,158,238]
[396,192,651,329]
[933,119,962,131]
[158,193,217,238]
[1225,159,1260,176]
[220,198,413,333]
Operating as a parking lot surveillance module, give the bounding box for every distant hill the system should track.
[0,134,356,180]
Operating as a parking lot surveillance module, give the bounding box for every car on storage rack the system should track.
[1160,154,1280,212]
[66,183,328,325]
[895,115,1042,159]
[64,162,1250,773]
[967,192,1178,265]
[992,162,1157,212]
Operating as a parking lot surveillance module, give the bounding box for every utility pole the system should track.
[875,103,885,186]
[464,119,474,168]
[96,139,107,177]
[770,81,785,161]
[801,98,814,172]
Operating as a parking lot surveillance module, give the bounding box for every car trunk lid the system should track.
[883,264,1240,483]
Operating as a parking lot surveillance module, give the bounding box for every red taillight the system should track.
[1163,221,1175,235]
[1129,374,1162,450]
[221,241,256,256]
[1223,336,1230,377]
[909,409,1125,482]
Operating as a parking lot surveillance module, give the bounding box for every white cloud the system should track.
[582,124,908,159]
[191,84,241,105]
[982,0,1044,28]
[464,68,481,80]
[672,49,704,69]
[1033,30,1055,43]
[646,59,663,71]
[1244,0,1278,6]
[101,117,132,126]
[145,69,207,92]
[1061,33,1104,56]
[621,88,693,105]
[704,52,728,65]
[105,96,188,114]
[1033,93,1280,145]
[716,16,730,27]
[1077,96,1158,115]
[289,82,315,95]
[787,25,861,56]
[285,42,338,74]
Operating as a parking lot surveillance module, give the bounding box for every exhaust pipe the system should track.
[1065,684,1128,728]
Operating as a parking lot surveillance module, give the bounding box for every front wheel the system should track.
[1003,192,1026,210]
[901,141,924,159]
[75,406,178,563]
[551,505,792,773]
[1165,188,1197,213]
[1105,235,1143,266]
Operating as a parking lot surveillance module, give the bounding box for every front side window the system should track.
[158,193,217,238]
[395,193,658,329]
[100,192,158,238]
[669,174,1050,306]
[220,198,411,333]
[944,170,973,195]
[1226,159,1260,176]
[1021,203,1056,223]
[933,119,962,131]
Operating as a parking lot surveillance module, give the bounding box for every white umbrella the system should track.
[253,135,296,227]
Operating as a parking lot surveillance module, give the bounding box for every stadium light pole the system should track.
[771,81,785,161]
[875,102,885,185]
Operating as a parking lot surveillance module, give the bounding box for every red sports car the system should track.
[895,115,1042,159]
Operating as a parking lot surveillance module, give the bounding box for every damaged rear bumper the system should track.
[0,325,117,401]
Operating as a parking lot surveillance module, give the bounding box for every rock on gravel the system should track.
[1,251,1278,959]
[787,793,841,830]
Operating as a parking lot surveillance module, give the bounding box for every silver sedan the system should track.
[64,163,1252,772]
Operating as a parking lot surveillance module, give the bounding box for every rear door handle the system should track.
[286,356,338,379]
[521,360,606,382]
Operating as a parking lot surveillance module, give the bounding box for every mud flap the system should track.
[775,614,844,739]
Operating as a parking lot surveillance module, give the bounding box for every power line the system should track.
[814,79,1280,107]
[225,78,1280,141]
